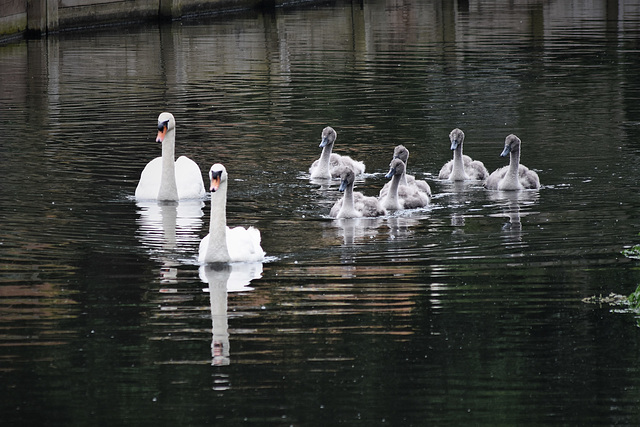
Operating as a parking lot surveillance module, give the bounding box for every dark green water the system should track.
[2,0,640,424]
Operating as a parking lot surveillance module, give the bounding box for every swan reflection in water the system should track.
[135,199,204,281]
[200,262,263,366]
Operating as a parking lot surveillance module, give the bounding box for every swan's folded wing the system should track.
[355,194,386,217]
[468,160,489,181]
[226,226,266,262]
[518,165,541,189]
[412,178,432,196]
[438,160,453,179]
[135,157,163,199]
[330,198,343,218]
[175,156,206,199]
[485,166,508,190]
[398,185,430,209]
[337,155,366,175]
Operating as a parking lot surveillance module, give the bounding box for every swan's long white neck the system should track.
[204,180,231,263]
[451,144,468,181]
[158,129,179,201]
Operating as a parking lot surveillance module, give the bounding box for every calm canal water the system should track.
[2,0,640,424]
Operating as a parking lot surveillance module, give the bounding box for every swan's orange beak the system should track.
[210,175,221,192]
[156,126,167,143]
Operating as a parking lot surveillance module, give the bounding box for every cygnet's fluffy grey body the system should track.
[330,167,386,218]
[309,126,366,180]
[485,134,540,190]
[438,128,489,181]
[380,158,430,210]
[379,145,432,202]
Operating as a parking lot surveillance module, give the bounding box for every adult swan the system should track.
[198,164,266,264]
[135,112,206,201]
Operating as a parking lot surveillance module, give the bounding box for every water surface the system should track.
[2,0,640,425]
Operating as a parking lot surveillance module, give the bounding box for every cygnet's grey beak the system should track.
[385,167,396,179]
[500,145,511,157]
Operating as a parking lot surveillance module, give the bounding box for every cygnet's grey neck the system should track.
[343,181,354,211]
[387,173,401,207]
[507,145,521,181]
[400,169,408,186]
[451,144,468,181]
[319,143,333,171]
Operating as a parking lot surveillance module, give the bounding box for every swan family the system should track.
[136,113,541,265]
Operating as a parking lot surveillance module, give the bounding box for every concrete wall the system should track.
[0,0,27,38]
[0,0,281,42]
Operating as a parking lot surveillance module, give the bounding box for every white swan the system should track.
[380,158,430,210]
[309,126,365,179]
[438,128,489,181]
[379,145,432,198]
[329,167,386,218]
[198,164,265,263]
[485,134,540,190]
[135,113,206,201]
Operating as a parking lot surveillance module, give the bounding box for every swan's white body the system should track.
[198,164,265,264]
[329,168,386,218]
[309,126,365,179]
[135,112,206,201]
[485,134,540,191]
[380,144,432,199]
[438,128,489,181]
[380,158,430,210]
